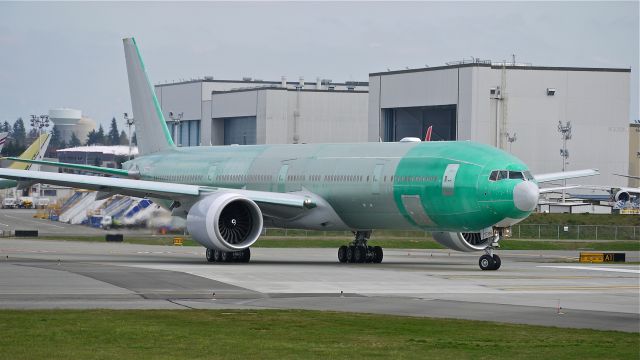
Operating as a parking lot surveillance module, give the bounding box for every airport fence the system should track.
[263,225,640,241]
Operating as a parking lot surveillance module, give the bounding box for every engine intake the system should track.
[187,193,263,251]
[431,231,492,252]
[615,190,630,202]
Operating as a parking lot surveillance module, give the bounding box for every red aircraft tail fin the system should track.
[424,126,433,141]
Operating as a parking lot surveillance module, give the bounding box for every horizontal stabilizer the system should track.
[2,157,134,177]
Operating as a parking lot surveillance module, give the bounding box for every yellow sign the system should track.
[173,237,184,246]
[579,252,625,263]
[620,209,640,215]
[579,252,603,263]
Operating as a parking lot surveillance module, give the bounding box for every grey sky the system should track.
[1,1,638,131]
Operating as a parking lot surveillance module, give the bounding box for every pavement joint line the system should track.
[537,265,640,274]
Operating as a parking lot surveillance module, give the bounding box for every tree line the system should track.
[0,117,137,157]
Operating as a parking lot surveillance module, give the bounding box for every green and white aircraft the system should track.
[1,38,599,270]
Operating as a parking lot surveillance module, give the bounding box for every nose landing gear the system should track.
[479,234,501,270]
[337,231,383,264]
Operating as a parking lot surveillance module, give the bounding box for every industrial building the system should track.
[154,78,368,146]
[152,60,631,187]
[368,60,631,186]
[57,145,138,170]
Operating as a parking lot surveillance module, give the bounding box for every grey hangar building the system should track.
[153,61,631,187]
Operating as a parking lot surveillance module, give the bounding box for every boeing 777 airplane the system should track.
[0,38,599,270]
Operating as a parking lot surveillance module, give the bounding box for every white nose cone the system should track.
[513,181,539,212]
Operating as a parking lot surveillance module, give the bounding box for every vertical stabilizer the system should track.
[9,133,51,170]
[0,132,8,153]
[123,37,175,155]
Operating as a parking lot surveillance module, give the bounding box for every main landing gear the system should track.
[479,235,501,271]
[205,248,251,263]
[337,231,383,264]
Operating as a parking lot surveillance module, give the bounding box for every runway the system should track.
[0,238,638,332]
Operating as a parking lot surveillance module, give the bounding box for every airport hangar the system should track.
[154,60,631,187]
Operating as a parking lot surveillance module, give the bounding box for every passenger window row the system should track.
[149,172,443,184]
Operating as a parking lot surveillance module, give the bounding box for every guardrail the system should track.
[512,224,640,241]
[263,225,640,241]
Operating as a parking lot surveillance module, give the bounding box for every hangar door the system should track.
[383,105,456,142]
[223,116,257,145]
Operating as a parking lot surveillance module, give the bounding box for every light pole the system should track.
[169,112,183,147]
[29,114,50,199]
[558,121,572,203]
[506,132,517,153]
[124,113,135,160]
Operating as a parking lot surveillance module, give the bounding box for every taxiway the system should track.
[0,238,638,332]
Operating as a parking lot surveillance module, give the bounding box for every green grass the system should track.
[0,310,637,360]
[19,235,640,251]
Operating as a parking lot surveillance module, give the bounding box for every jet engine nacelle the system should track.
[431,232,492,252]
[615,190,631,202]
[187,192,263,251]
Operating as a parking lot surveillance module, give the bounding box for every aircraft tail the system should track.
[123,37,176,156]
[424,126,433,141]
[9,133,51,170]
[0,132,7,153]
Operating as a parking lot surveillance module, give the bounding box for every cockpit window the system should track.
[508,171,524,180]
[489,170,531,181]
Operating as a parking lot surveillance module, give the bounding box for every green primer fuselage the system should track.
[129,140,532,232]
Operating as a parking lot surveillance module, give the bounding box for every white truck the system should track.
[2,198,17,209]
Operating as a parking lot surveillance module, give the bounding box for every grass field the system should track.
[0,310,637,360]
[26,235,640,252]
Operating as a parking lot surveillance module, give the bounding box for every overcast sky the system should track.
[0,1,637,131]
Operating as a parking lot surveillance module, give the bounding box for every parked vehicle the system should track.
[1,198,17,209]
[18,197,34,209]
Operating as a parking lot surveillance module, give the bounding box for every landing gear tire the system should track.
[491,254,501,270]
[338,246,348,263]
[220,251,230,262]
[346,246,355,263]
[213,249,221,262]
[206,248,215,263]
[479,254,495,271]
[241,248,251,263]
[354,247,365,263]
[336,231,384,265]
[372,246,383,263]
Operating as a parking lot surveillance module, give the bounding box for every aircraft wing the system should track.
[0,168,316,210]
[534,169,599,183]
[2,157,134,177]
[614,173,640,180]
[538,185,580,194]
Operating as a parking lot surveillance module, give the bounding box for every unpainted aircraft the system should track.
[0,38,599,270]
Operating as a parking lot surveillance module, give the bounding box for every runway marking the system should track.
[0,222,10,227]
[497,285,640,291]
[538,265,640,274]
[3,215,65,228]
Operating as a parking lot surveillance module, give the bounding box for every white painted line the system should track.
[4,214,65,228]
[538,265,640,274]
